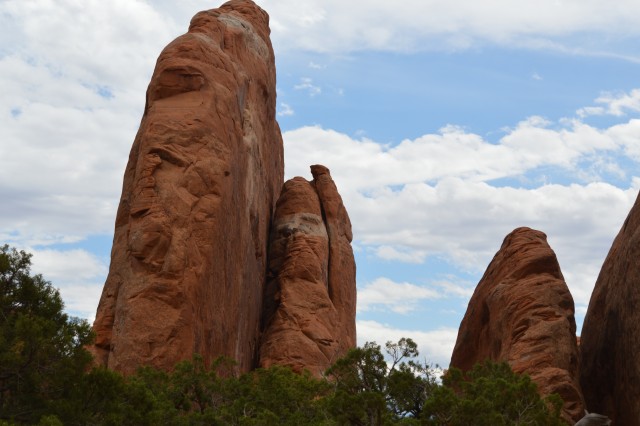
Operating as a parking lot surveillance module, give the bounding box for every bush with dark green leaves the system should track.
[325,338,437,425]
[0,245,566,425]
[422,361,565,426]
[0,245,94,424]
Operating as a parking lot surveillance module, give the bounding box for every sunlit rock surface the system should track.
[259,166,357,376]
[92,0,283,374]
[451,227,584,423]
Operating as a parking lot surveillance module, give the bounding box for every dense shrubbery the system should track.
[0,245,565,425]
[0,245,94,424]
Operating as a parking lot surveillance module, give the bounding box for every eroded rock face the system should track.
[450,227,584,422]
[92,0,283,374]
[259,166,356,376]
[580,192,640,424]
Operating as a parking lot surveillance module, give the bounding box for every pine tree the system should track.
[0,245,93,424]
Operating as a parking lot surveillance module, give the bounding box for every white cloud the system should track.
[283,107,640,309]
[576,106,605,118]
[432,279,475,299]
[30,248,107,282]
[357,320,458,367]
[2,0,177,85]
[247,0,640,56]
[29,248,108,320]
[294,77,321,96]
[358,277,441,314]
[578,89,640,117]
[609,119,640,161]
[0,0,179,246]
[1,0,640,349]
[7,0,635,65]
[375,245,426,264]
[56,283,104,323]
[277,102,294,117]
[284,114,628,194]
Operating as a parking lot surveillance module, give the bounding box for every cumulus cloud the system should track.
[7,0,635,78]
[29,248,108,321]
[578,89,640,117]
[284,116,630,194]
[283,108,640,307]
[432,279,475,299]
[294,77,321,96]
[2,0,640,348]
[358,278,441,314]
[248,0,640,56]
[277,102,295,117]
[357,320,458,367]
[375,246,427,264]
[0,0,179,246]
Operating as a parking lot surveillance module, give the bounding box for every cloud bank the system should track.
[2,0,640,365]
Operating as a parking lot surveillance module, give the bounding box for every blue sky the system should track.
[2,0,640,367]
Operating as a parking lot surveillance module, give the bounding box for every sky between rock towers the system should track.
[2,0,640,368]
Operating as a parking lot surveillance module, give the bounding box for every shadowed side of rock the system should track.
[259,166,356,376]
[580,191,640,425]
[450,227,584,423]
[91,0,283,374]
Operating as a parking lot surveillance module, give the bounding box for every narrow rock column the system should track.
[451,227,584,423]
[311,165,357,353]
[259,166,356,376]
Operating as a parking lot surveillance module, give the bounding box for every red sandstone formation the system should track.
[259,166,357,376]
[580,191,640,424]
[310,165,357,354]
[92,0,284,374]
[450,227,584,423]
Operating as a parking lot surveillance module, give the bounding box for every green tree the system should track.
[49,366,164,426]
[225,365,333,425]
[0,246,567,426]
[422,361,565,426]
[325,338,437,425]
[0,245,94,424]
[134,354,237,425]
[131,355,333,425]
[385,339,437,421]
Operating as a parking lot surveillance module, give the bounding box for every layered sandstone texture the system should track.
[450,227,584,422]
[92,0,284,374]
[580,191,640,425]
[259,166,357,376]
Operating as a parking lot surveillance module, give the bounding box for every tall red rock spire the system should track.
[580,191,640,424]
[450,227,584,423]
[91,0,284,374]
[259,166,357,376]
